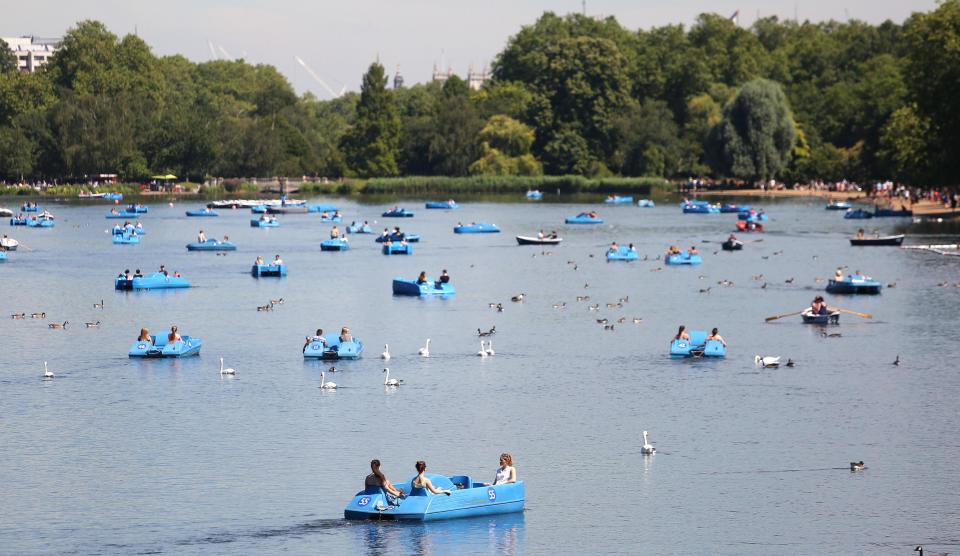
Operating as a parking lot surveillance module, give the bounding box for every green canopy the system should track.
[151,174,178,180]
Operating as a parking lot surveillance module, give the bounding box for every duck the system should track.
[893,354,900,366]
[755,355,781,368]
[597,318,608,325]
[383,368,402,386]
[477,341,488,358]
[604,324,615,331]
[821,331,842,338]
[93,299,104,309]
[270,297,284,305]
[511,293,525,302]
[496,303,504,312]
[485,340,495,356]
[785,358,795,367]
[552,302,566,309]
[381,344,391,360]
[319,371,337,389]
[619,296,629,303]
[576,295,590,302]
[219,357,236,375]
[641,430,656,455]
[31,312,46,319]
[850,461,865,471]
[588,304,600,311]
[784,277,795,284]
[48,321,68,329]
[617,317,626,324]
[42,361,54,380]
[418,339,431,357]
[914,545,948,556]
[256,304,273,312]
[633,318,643,324]
[84,321,101,328]
[11,312,26,319]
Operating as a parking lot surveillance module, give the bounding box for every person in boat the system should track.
[159,264,168,276]
[173,271,182,278]
[259,214,268,222]
[628,243,636,252]
[834,268,844,281]
[304,329,326,352]
[134,269,143,278]
[608,241,619,254]
[138,328,152,344]
[666,245,681,255]
[333,211,341,219]
[549,230,559,239]
[412,461,452,496]
[363,220,370,228]
[416,271,428,285]
[727,233,739,243]
[589,211,598,218]
[399,238,408,246]
[110,208,119,215]
[273,254,283,265]
[380,228,390,240]
[366,459,404,499]
[197,230,206,243]
[168,326,182,343]
[383,237,392,246]
[320,211,330,219]
[688,246,699,255]
[223,234,230,243]
[339,327,353,343]
[255,256,264,266]
[675,325,691,341]
[135,222,143,231]
[537,229,545,240]
[706,327,727,347]
[485,453,517,486]
[124,269,131,280]
[856,228,865,239]
[809,296,828,315]
[330,226,340,239]
[435,269,450,289]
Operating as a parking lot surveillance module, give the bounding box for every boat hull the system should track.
[666,253,702,265]
[106,212,140,219]
[801,311,840,324]
[112,234,140,244]
[826,278,882,294]
[303,335,363,359]
[516,235,562,245]
[392,278,455,296]
[843,209,873,219]
[115,273,190,290]
[382,244,412,255]
[250,218,280,227]
[565,216,603,224]
[606,247,638,261]
[604,196,633,204]
[185,210,218,217]
[252,264,287,277]
[383,210,415,218]
[320,239,349,251]
[721,240,743,251]
[826,202,851,210]
[873,208,912,217]
[129,335,201,357]
[344,476,524,521]
[454,223,500,233]
[376,234,420,243]
[850,235,904,246]
[425,201,458,209]
[186,240,236,251]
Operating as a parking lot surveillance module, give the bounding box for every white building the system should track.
[2,36,60,72]
[431,64,490,90]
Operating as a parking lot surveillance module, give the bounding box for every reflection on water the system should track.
[353,513,524,556]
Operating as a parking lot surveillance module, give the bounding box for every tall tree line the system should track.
[1,4,959,185]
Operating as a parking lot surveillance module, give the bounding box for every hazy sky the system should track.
[3,0,936,98]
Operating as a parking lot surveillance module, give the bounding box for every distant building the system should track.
[431,64,454,84]
[2,36,60,73]
[393,66,404,89]
[431,63,490,90]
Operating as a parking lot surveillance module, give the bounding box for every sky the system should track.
[3,0,937,99]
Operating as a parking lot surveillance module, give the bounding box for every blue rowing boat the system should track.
[843,209,873,219]
[344,474,524,521]
[106,211,140,219]
[426,200,458,209]
[303,334,363,359]
[115,272,190,290]
[10,217,27,225]
[250,217,279,227]
[347,223,372,234]
[606,246,638,261]
[382,243,412,255]
[454,223,500,234]
[565,213,603,224]
[826,276,882,294]
[376,233,420,243]
[720,204,749,213]
[126,204,148,213]
[27,217,54,228]
[129,334,201,357]
[670,330,726,358]
[103,192,123,201]
[383,208,415,218]
[112,233,140,245]
[186,208,219,217]
[682,202,720,214]
[666,252,702,265]
[21,204,39,212]
[320,238,350,251]
[604,195,633,204]
[186,239,236,251]
[392,277,456,296]
[252,263,287,277]
[112,225,145,235]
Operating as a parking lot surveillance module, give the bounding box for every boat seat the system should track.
[689,330,708,347]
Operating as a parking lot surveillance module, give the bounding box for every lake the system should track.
[1,196,958,555]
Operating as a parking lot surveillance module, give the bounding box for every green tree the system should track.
[0,38,17,74]
[707,79,797,180]
[469,115,542,176]
[878,104,931,184]
[341,62,401,177]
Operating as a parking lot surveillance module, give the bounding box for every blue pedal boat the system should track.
[103,192,123,201]
[666,253,702,265]
[344,474,524,521]
[27,217,55,228]
[250,205,268,214]
[682,202,720,214]
[21,204,39,212]
[347,223,372,234]
[303,334,363,360]
[826,201,852,210]
[186,239,236,251]
[392,277,455,296]
[129,334,202,358]
[738,210,768,222]
[670,330,726,358]
[606,246,638,261]
[0,251,7,261]
[383,208,415,218]
[525,190,543,200]
[720,203,749,213]
[843,208,873,219]
[565,213,603,224]
[10,217,27,225]
[426,200,458,209]
[250,217,280,227]
[308,204,339,213]
[376,233,420,243]
[115,272,190,290]
[637,199,656,207]
[320,238,350,251]
[113,225,145,235]
[319,215,342,222]
[112,233,140,245]
[126,204,149,213]
[826,276,882,294]
[604,195,634,204]
[252,263,287,277]
[382,243,412,255]
[186,208,219,217]
[454,223,500,233]
[106,211,140,219]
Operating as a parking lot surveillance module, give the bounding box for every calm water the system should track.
[1,196,958,555]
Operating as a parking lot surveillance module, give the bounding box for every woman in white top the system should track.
[487,453,517,485]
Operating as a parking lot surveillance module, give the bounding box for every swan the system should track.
[219,357,236,375]
[755,355,781,368]
[383,368,403,386]
[381,344,391,360]
[42,361,54,379]
[478,341,488,358]
[319,371,337,389]
[641,430,656,454]
[485,340,495,356]
[418,339,430,357]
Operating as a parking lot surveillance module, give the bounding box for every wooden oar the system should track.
[834,307,872,319]
[765,310,803,322]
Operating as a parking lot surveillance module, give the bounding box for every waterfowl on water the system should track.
[785,359,795,367]
[755,355,781,368]
[319,372,337,389]
[42,361,54,380]
[383,368,402,386]
[821,331,842,338]
[93,299,104,309]
[418,339,431,357]
[381,344,390,360]
[511,293,525,302]
[641,431,656,455]
[850,461,865,471]
[893,355,900,366]
[219,357,236,375]
[31,312,46,319]
[484,340,495,356]
[84,321,100,328]
[11,313,25,319]
[477,341,488,358]
[914,545,948,556]
[48,321,68,329]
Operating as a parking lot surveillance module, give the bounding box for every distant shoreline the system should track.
[692,188,866,200]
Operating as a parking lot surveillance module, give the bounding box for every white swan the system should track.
[418,338,431,357]
[381,344,391,360]
[755,355,781,368]
[641,430,656,455]
[42,361,54,379]
[485,340,495,356]
[320,371,337,389]
[383,367,403,386]
[478,341,488,358]
[219,357,236,375]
